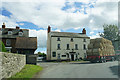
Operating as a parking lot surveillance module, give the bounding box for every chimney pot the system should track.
[2,22,5,29]
[82,28,86,34]
[48,25,51,33]
[16,26,20,29]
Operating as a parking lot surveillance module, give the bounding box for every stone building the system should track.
[47,26,90,61]
[0,23,37,54]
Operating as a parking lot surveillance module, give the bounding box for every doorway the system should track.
[71,54,74,61]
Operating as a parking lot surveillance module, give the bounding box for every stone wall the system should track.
[0,52,26,79]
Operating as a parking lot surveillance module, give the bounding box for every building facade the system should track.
[0,23,37,54]
[47,26,90,61]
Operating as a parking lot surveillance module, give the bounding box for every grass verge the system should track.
[8,64,43,80]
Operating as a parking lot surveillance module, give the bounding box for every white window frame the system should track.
[6,39,11,46]
[8,31,12,35]
[19,32,23,36]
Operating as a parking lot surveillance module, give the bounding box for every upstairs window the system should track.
[83,44,86,50]
[75,44,78,50]
[71,38,73,42]
[19,32,23,36]
[57,44,61,50]
[67,44,70,50]
[83,39,86,42]
[57,37,60,41]
[6,39,11,46]
[8,31,12,35]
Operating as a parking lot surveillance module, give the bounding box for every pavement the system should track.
[35,61,119,78]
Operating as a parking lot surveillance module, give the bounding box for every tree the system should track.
[99,24,119,53]
[0,40,6,52]
[99,24,119,42]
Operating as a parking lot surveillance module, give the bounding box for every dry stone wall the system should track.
[0,52,26,80]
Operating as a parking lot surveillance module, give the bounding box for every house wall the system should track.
[48,36,90,60]
[47,32,51,60]
[2,38,17,53]
[0,52,26,79]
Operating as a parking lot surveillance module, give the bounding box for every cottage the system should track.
[15,37,37,54]
[0,23,37,54]
[47,26,90,61]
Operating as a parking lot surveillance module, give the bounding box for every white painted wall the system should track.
[49,37,90,60]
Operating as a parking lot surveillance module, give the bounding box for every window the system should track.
[8,31,12,35]
[83,44,86,50]
[83,39,86,42]
[6,39,11,46]
[57,44,60,50]
[19,32,23,36]
[71,38,73,42]
[57,37,60,41]
[67,44,70,50]
[62,55,66,57]
[75,44,78,50]
[52,52,56,57]
[57,54,61,59]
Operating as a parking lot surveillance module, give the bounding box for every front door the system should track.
[71,54,74,61]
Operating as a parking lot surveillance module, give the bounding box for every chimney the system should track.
[82,28,86,34]
[2,22,5,29]
[16,26,20,29]
[48,25,51,33]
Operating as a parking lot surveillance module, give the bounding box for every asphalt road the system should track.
[36,61,119,78]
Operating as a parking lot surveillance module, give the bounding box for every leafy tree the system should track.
[99,24,119,53]
[99,24,119,42]
[38,52,46,57]
[0,40,7,52]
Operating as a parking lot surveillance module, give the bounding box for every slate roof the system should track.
[1,28,28,35]
[15,37,37,49]
[50,31,90,38]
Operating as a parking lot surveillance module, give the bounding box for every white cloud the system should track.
[1,0,118,49]
[0,15,18,28]
[90,33,101,39]
[19,23,24,25]
[29,29,47,48]
[90,31,94,35]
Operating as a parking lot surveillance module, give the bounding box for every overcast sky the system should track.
[0,0,118,53]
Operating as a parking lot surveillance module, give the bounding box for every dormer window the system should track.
[8,31,12,35]
[19,32,23,36]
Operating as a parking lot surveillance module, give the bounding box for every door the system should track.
[71,54,74,61]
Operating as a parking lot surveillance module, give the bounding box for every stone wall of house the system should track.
[0,52,26,79]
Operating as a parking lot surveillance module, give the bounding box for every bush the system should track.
[0,40,6,52]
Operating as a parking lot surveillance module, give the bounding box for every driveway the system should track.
[35,61,119,78]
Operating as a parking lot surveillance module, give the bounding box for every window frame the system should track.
[57,44,61,50]
[71,38,73,42]
[83,39,86,42]
[57,37,60,41]
[52,52,56,57]
[8,31,12,35]
[62,55,66,57]
[19,32,23,36]
[83,44,86,50]
[66,44,70,50]
[75,44,78,50]
[6,39,11,46]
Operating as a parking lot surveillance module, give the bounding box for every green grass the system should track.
[8,64,43,80]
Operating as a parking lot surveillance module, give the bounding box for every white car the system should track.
[37,57,43,61]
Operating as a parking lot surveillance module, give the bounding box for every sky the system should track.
[0,0,118,54]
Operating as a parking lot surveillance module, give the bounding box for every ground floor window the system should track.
[62,55,66,57]
[52,52,56,57]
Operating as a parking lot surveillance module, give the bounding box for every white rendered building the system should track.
[47,26,90,61]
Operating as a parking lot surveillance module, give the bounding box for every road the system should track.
[36,61,119,78]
